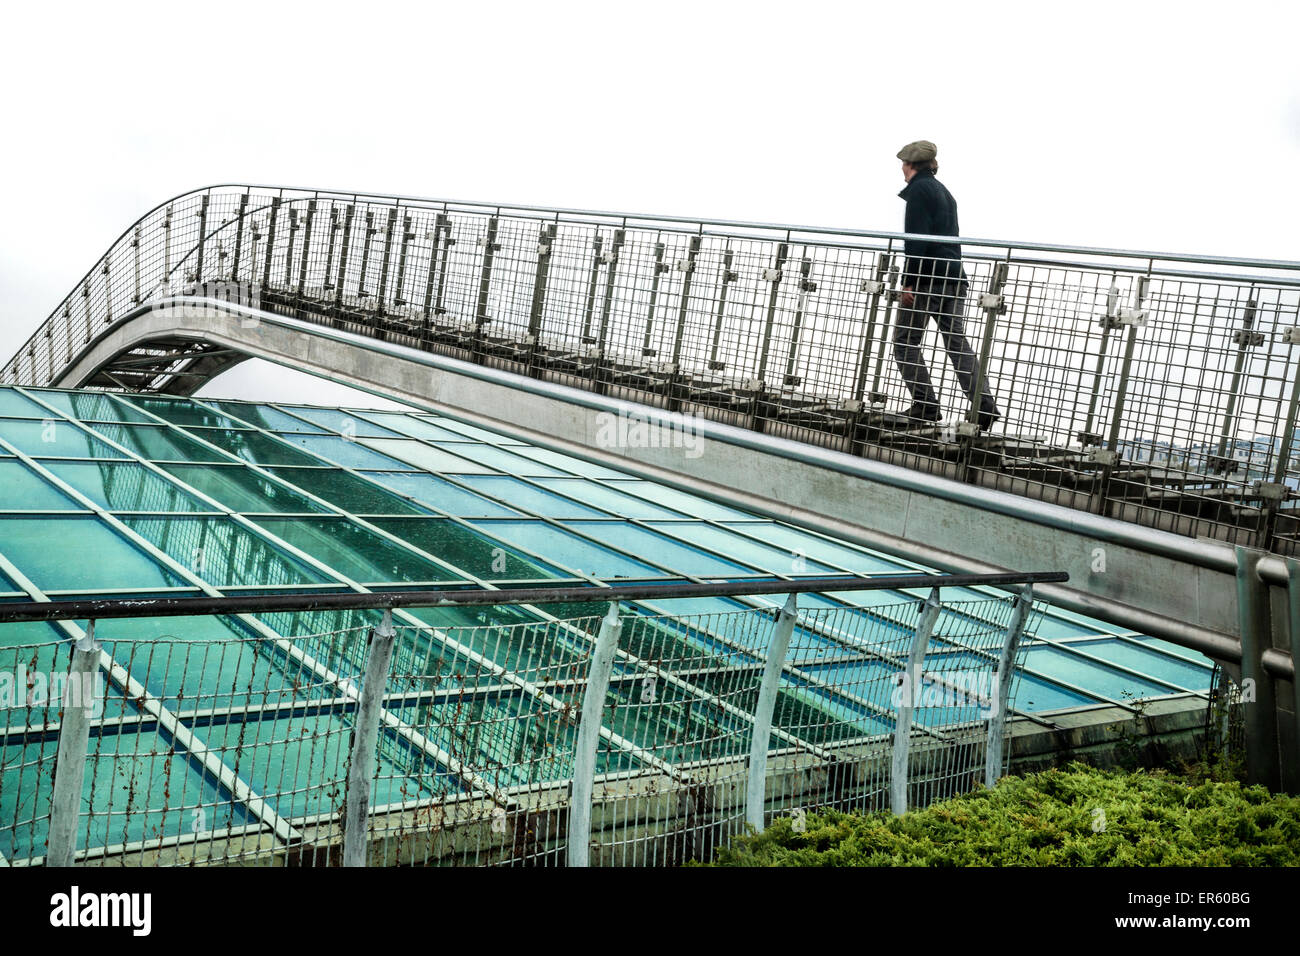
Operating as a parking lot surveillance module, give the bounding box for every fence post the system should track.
[342,609,397,867]
[46,620,102,867]
[890,588,942,814]
[745,593,798,832]
[1235,546,1280,790]
[985,585,1034,789]
[568,602,623,867]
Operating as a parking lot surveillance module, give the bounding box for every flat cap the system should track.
[896,140,937,163]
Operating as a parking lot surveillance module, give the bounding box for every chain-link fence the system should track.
[0,588,1040,867]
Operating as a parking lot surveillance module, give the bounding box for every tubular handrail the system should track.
[0,571,1067,624]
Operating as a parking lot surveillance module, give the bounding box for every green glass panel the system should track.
[205,402,329,433]
[0,459,82,510]
[433,443,568,476]
[465,520,665,579]
[84,424,230,463]
[0,516,180,591]
[266,467,428,515]
[156,463,327,514]
[568,520,755,575]
[42,460,208,512]
[359,472,521,518]
[0,390,49,418]
[183,428,325,466]
[600,479,755,520]
[354,413,468,443]
[119,395,245,429]
[0,419,125,459]
[121,515,334,588]
[370,517,567,581]
[457,475,608,518]
[250,517,465,584]
[26,390,154,423]
[277,406,405,437]
[360,439,494,474]
[1,727,251,861]
[276,434,409,470]
[534,478,687,518]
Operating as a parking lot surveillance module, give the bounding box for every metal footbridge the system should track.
[3,185,1298,787]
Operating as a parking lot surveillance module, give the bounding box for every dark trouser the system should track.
[892,279,1000,416]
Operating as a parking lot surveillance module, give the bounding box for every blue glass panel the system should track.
[122,515,333,588]
[275,434,410,470]
[1063,639,1213,691]
[0,727,251,861]
[182,428,325,466]
[83,424,230,463]
[1020,645,1174,701]
[534,478,687,518]
[0,419,126,459]
[361,439,495,474]
[417,416,527,444]
[119,395,245,429]
[568,520,757,576]
[0,459,82,510]
[720,522,912,574]
[21,390,154,423]
[359,472,521,518]
[0,516,181,591]
[600,479,756,519]
[0,390,49,418]
[278,406,405,438]
[43,460,208,512]
[207,403,329,432]
[457,475,608,518]
[434,443,568,476]
[250,517,466,584]
[467,520,666,578]
[354,413,468,443]
[507,446,631,479]
[644,521,842,575]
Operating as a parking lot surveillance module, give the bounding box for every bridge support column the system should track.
[1236,546,1281,790]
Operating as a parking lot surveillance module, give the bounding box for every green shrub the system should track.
[709,763,1300,866]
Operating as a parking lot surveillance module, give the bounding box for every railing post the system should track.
[985,585,1033,789]
[591,228,625,394]
[296,199,317,298]
[47,620,102,867]
[392,213,414,307]
[568,601,622,867]
[376,207,398,310]
[745,593,798,832]
[707,244,737,372]
[261,196,281,288]
[891,587,942,814]
[640,240,668,358]
[526,222,558,375]
[230,193,248,283]
[754,241,790,391]
[333,204,356,319]
[963,259,1008,431]
[473,216,501,361]
[1211,294,1260,474]
[851,252,891,405]
[1235,546,1280,790]
[783,257,817,387]
[420,213,449,334]
[342,608,397,867]
[580,234,605,343]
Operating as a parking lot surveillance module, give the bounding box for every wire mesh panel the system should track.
[8,186,1299,552]
[0,591,1043,867]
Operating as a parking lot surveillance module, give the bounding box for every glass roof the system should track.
[0,384,1213,861]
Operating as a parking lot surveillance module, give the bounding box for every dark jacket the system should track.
[898,170,966,288]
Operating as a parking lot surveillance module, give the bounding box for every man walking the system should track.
[890,140,1001,430]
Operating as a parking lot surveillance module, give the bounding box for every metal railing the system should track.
[6,184,1300,552]
[0,571,1058,866]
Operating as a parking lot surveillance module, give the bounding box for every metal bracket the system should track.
[1117,308,1147,327]
[674,259,694,273]
[1076,430,1104,447]
[762,268,783,282]
[722,270,739,283]
[1208,454,1241,475]
[599,250,617,264]
[979,292,1004,311]
[742,377,764,391]
[537,242,552,256]
[838,398,864,413]
[860,279,884,295]
[956,421,981,437]
[1281,326,1300,345]
[1253,480,1290,502]
[1233,329,1265,347]
[1086,447,1119,466]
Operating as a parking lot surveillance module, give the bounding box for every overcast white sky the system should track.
[2,0,1297,409]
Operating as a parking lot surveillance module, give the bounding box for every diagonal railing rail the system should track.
[6,185,1300,553]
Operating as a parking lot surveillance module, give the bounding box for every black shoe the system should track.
[901,403,942,424]
[975,408,1001,430]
